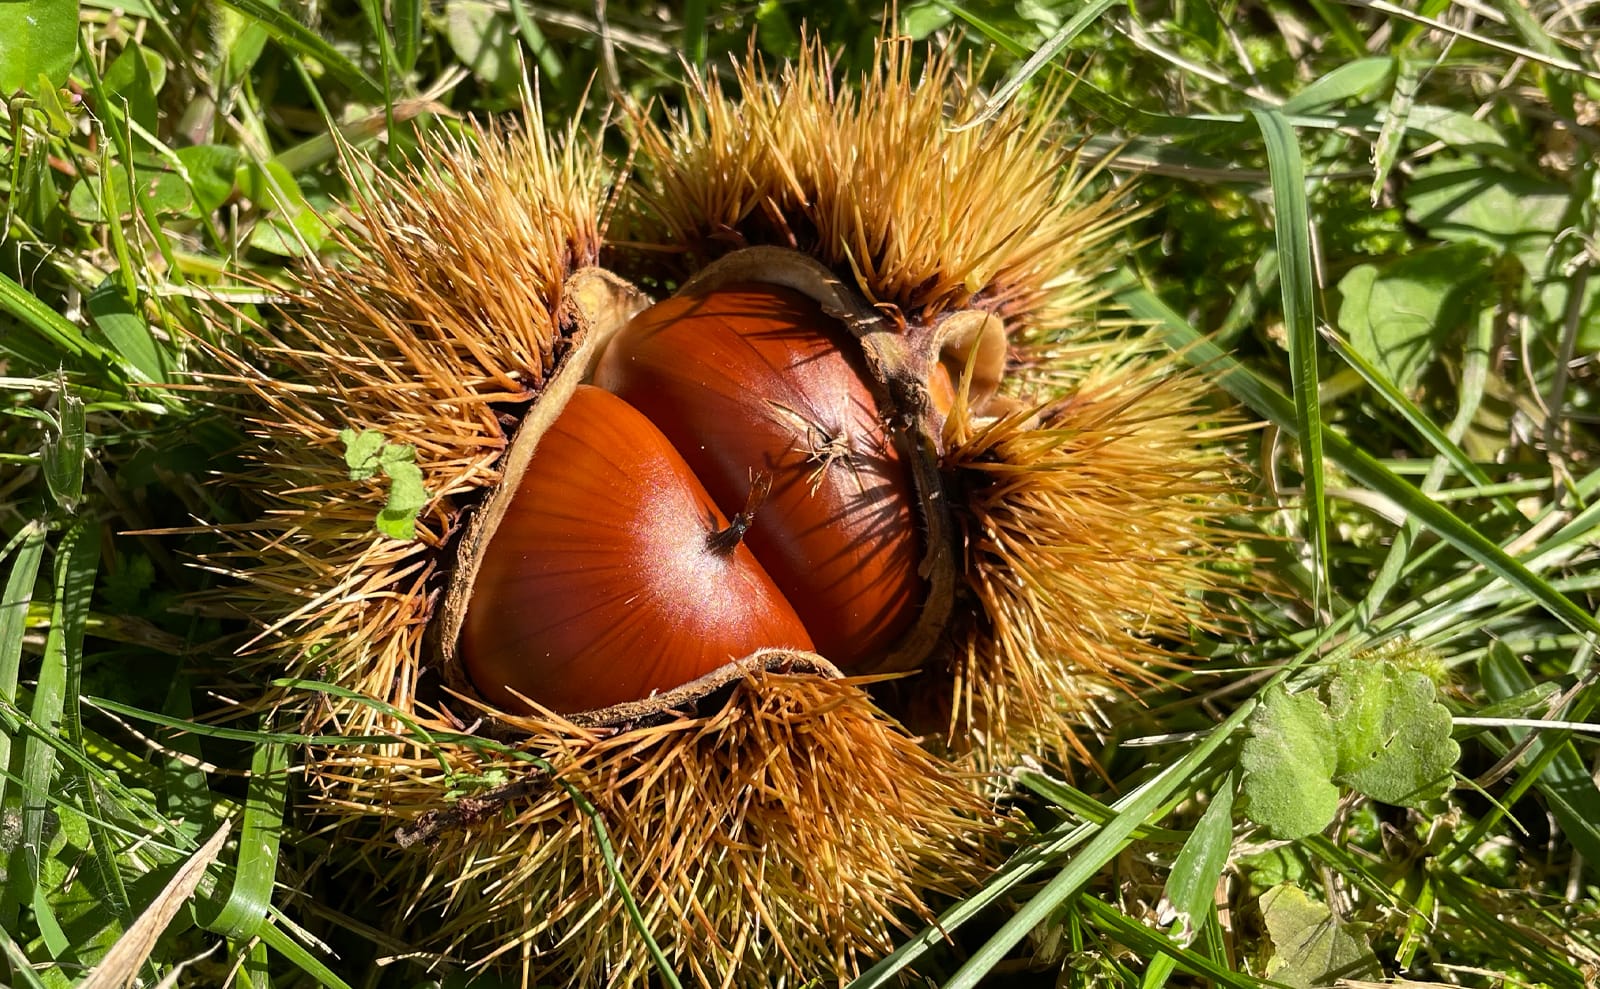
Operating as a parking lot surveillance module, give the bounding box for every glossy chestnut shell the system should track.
[594,283,925,666]
[460,385,814,714]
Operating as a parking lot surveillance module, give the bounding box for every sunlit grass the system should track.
[3,1,1598,986]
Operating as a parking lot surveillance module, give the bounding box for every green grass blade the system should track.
[1354,301,1496,621]
[156,676,214,840]
[85,693,402,747]
[1304,0,1369,57]
[3,520,96,915]
[682,0,708,66]
[0,522,48,813]
[255,918,355,989]
[1279,58,1394,114]
[210,0,385,103]
[953,0,1118,131]
[1116,278,1600,641]
[49,519,137,938]
[1252,107,1328,608]
[940,701,1256,989]
[508,0,564,84]
[0,708,195,856]
[849,800,1117,986]
[1477,646,1600,866]
[80,821,232,989]
[198,733,289,940]
[1370,57,1416,205]
[1141,774,1235,989]
[565,787,683,989]
[1321,324,1517,516]
[1082,897,1260,987]
[0,270,124,373]
[1014,771,1190,842]
[391,0,421,74]
[927,1,1029,58]
[74,31,196,365]
[857,620,1359,988]
[0,925,50,989]
[1433,871,1588,985]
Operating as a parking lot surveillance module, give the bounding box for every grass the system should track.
[3,0,1599,986]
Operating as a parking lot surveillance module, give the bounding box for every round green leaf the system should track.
[176,144,242,214]
[0,0,79,95]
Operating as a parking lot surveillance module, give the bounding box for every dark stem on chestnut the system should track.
[707,471,772,555]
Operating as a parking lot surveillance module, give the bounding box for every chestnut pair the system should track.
[461,283,925,713]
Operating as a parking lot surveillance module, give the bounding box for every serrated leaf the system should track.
[1239,685,1339,840]
[376,459,427,541]
[340,431,428,539]
[1328,659,1460,806]
[339,428,386,481]
[1260,884,1380,988]
[378,442,415,466]
[0,0,78,95]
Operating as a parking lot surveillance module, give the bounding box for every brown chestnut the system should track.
[594,283,924,667]
[460,385,814,714]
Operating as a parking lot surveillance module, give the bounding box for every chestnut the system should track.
[594,282,925,667]
[459,385,814,714]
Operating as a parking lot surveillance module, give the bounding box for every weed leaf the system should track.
[1336,245,1489,394]
[339,428,386,481]
[1260,884,1380,988]
[0,0,78,94]
[1240,685,1338,840]
[376,458,427,541]
[1329,659,1459,806]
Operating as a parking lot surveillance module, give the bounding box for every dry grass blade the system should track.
[80,821,234,989]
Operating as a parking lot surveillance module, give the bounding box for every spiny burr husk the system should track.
[200,96,1007,987]
[201,31,1249,989]
[625,36,1247,766]
[623,36,1127,334]
[371,667,995,985]
[939,357,1245,764]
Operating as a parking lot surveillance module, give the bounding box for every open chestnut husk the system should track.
[202,36,1245,989]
